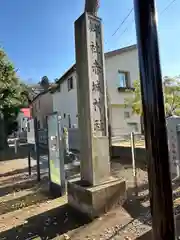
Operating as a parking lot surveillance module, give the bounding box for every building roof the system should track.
[30,89,50,103]
[51,44,137,93]
[104,44,137,58]
[20,108,31,118]
[54,64,76,85]
[30,83,57,103]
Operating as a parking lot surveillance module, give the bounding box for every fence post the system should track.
[130,132,138,196]
[34,118,40,182]
[63,127,69,155]
[14,138,18,154]
[28,144,31,176]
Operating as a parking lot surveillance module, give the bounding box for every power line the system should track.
[160,0,177,15]
[111,8,133,37]
[116,27,128,39]
[105,0,178,49]
[111,0,177,39]
[116,19,134,41]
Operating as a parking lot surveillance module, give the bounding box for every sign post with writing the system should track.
[166,116,180,179]
[75,13,110,186]
[88,15,108,137]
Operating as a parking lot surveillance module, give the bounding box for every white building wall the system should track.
[105,48,141,135]
[52,46,141,135]
[105,48,139,104]
[53,71,78,128]
[17,112,28,132]
[32,91,53,129]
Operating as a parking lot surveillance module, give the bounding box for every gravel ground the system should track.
[1,145,180,239]
[0,155,151,240]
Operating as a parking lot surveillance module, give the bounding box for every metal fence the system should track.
[27,118,146,157]
[68,128,80,151]
[38,128,48,148]
[34,127,145,152]
[111,132,145,148]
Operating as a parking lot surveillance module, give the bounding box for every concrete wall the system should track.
[112,146,147,165]
[68,128,80,151]
[67,128,147,166]
[32,92,53,129]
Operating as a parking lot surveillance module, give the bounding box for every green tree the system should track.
[125,77,180,117]
[163,76,180,117]
[40,76,50,90]
[0,48,29,149]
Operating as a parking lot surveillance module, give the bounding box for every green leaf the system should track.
[124,77,180,117]
[0,48,29,135]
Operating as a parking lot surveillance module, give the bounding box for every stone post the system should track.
[63,127,69,154]
[75,13,110,186]
[67,13,126,219]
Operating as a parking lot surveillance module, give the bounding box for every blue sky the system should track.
[0,0,180,83]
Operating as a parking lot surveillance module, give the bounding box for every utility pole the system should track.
[134,0,175,239]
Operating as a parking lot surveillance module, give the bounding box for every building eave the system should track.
[104,44,137,58]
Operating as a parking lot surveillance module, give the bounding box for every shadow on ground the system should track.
[0,166,37,180]
[0,183,54,215]
[0,144,30,161]
[0,204,90,240]
[104,181,151,240]
[0,166,35,178]
[136,231,152,239]
[0,175,48,198]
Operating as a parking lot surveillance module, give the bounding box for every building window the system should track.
[118,71,129,88]
[37,120,41,129]
[67,77,73,91]
[27,122,30,132]
[64,113,66,119]
[68,114,71,128]
[58,84,61,92]
[124,111,130,119]
[128,123,138,132]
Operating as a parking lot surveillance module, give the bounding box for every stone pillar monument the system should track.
[76,13,110,186]
[67,5,126,219]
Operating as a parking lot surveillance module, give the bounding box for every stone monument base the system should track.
[67,177,126,219]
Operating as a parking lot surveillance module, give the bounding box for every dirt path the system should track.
[0,146,179,239]
[0,147,151,240]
